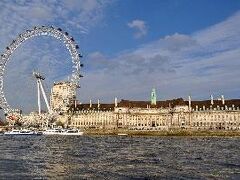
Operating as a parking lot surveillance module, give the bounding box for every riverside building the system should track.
[67,92,240,131]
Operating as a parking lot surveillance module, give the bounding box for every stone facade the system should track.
[71,110,116,129]
[68,102,240,131]
[50,81,76,112]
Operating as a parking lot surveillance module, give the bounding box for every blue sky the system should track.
[84,0,240,54]
[0,0,240,113]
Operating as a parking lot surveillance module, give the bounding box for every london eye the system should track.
[0,26,83,116]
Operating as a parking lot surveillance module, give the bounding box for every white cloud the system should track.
[0,0,113,113]
[80,10,240,103]
[128,19,147,38]
[1,1,240,114]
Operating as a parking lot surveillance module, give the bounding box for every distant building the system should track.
[50,81,77,112]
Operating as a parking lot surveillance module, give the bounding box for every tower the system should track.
[50,81,77,112]
[151,88,157,105]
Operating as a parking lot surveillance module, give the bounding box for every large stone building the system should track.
[67,97,240,131]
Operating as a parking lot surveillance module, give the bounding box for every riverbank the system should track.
[84,129,240,137]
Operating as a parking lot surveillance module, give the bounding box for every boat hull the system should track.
[43,129,84,136]
[43,132,84,136]
[4,132,42,135]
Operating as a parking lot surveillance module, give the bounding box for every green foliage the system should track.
[14,120,22,127]
[56,121,64,127]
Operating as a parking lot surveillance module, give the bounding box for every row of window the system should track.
[193,118,238,122]
[72,121,114,126]
[73,116,114,119]
[194,114,239,119]
[193,122,240,127]
[72,121,168,127]
[129,123,167,126]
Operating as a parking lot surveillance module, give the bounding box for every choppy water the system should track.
[0,135,239,179]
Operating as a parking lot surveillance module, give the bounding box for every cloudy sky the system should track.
[0,0,240,113]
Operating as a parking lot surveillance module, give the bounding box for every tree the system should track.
[56,121,64,128]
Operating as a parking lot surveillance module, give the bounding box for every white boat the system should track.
[43,128,83,136]
[61,129,84,136]
[4,129,42,135]
[42,128,63,135]
[117,133,128,136]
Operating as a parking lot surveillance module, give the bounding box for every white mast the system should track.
[39,80,51,113]
[33,71,52,114]
[37,81,41,115]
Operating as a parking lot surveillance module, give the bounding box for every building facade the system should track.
[68,99,240,131]
[50,81,77,112]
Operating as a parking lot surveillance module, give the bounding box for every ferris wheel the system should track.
[0,26,83,115]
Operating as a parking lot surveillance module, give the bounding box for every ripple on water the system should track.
[0,136,239,179]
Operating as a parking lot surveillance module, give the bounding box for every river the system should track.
[0,135,239,179]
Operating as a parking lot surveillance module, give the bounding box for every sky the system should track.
[0,0,240,113]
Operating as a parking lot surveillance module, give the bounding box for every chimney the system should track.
[90,99,92,108]
[97,99,100,109]
[74,100,77,108]
[188,95,191,111]
[225,105,228,110]
[221,95,225,105]
[210,94,214,105]
[196,105,198,111]
[114,97,118,107]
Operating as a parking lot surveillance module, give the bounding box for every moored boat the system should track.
[117,133,128,136]
[61,129,84,136]
[42,128,63,135]
[4,129,42,135]
[43,128,83,136]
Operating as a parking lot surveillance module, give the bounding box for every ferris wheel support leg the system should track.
[39,80,52,114]
[37,80,41,115]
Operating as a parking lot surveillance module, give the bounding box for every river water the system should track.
[0,135,239,179]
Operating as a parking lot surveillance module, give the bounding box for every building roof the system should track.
[70,103,115,111]
[190,99,240,109]
[118,98,186,108]
[69,98,240,111]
